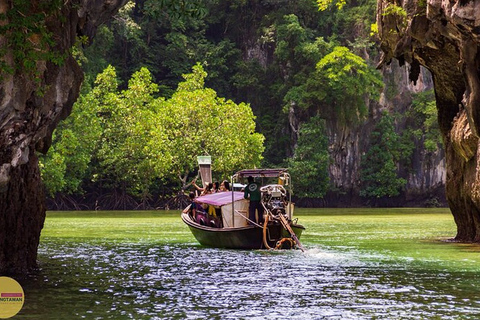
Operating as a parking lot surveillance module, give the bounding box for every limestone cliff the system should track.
[0,0,128,274]
[323,59,446,207]
[377,0,480,240]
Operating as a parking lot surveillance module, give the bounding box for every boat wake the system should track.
[301,246,373,268]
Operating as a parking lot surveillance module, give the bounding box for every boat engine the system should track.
[261,184,287,216]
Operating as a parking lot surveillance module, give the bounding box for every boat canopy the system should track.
[233,168,288,179]
[195,191,245,207]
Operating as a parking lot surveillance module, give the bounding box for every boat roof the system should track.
[233,168,288,178]
[195,191,245,207]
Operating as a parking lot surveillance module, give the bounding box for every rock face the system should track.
[377,0,480,240]
[0,0,128,274]
[323,59,446,207]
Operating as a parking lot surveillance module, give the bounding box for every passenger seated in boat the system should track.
[186,192,197,220]
[207,204,217,218]
[207,205,222,228]
[213,181,220,193]
[195,203,221,227]
[220,180,230,192]
[195,206,208,225]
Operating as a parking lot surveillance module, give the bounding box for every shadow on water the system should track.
[19,241,480,319]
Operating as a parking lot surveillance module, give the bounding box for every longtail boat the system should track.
[182,168,305,250]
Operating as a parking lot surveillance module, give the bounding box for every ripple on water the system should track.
[17,242,480,319]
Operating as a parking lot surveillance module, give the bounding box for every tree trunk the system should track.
[377,0,480,241]
[0,0,128,274]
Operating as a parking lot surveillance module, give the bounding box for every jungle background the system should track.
[40,0,445,210]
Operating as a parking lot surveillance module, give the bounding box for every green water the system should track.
[15,208,480,319]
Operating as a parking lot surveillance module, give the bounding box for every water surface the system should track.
[16,209,480,319]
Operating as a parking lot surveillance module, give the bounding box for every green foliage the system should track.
[316,0,377,49]
[45,0,409,203]
[275,14,310,60]
[291,45,383,125]
[289,115,330,198]
[144,0,208,21]
[267,13,382,128]
[317,46,383,123]
[93,66,172,197]
[74,0,381,169]
[41,64,264,197]
[76,26,115,87]
[370,23,378,37]
[275,15,332,113]
[407,89,442,153]
[382,3,407,18]
[39,85,103,196]
[360,111,406,198]
[381,3,407,33]
[317,0,347,11]
[39,141,67,196]
[0,0,66,77]
[159,63,265,182]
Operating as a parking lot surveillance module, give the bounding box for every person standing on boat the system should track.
[244,176,264,225]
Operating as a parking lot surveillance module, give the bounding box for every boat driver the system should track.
[244,176,264,225]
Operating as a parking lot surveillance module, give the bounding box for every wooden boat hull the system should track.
[182,212,305,249]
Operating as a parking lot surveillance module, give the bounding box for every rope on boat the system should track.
[234,210,263,228]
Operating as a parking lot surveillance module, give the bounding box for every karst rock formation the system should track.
[0,0,128,274]
[377,0,480,240]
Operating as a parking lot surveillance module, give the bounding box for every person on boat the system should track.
[193,180,213,196]
[244,176,264,225]
[186,192,198,220]
[220,180,230,192]
[213,181,220,193]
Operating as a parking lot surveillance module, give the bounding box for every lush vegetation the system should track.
[0,0,67,77]
[40,64,264,209]
[360,111,406,199]
[39,0,441,208]
[289,115,330,198]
